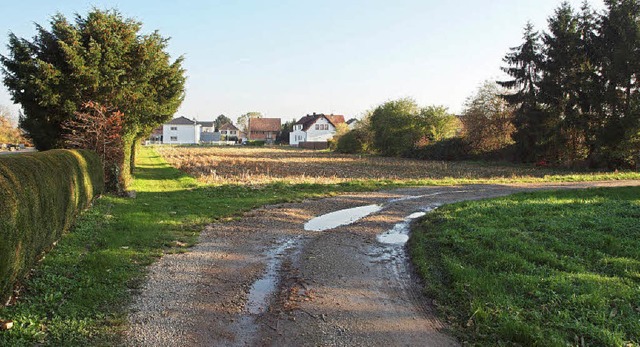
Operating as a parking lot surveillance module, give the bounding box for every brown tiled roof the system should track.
[325,115,345,127]
[219,123,239,131]
[249,118,281,132]
[295,113,345,131]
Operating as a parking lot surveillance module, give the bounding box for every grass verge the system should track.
[0,147,403,346]
[409,187,640,346]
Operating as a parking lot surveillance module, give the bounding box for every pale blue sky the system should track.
[0,0,604,122]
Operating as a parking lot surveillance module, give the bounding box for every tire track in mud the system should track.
[126,180,640,346]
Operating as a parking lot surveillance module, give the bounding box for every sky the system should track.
[0,0,605,123]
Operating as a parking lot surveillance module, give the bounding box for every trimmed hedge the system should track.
[0,150,104,303]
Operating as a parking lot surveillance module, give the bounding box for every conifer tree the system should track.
[539,2,583,162]
[1,9,186,188]
[596,0,640,166]
[498,23,546,162]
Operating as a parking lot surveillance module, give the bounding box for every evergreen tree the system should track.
[498,23,546,162]
[574,1,604,164]
[539,2,584,162]
[596,0,640,167]
[1,9,186,187]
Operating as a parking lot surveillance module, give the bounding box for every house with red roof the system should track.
[248,118,281,144]
[290,113,346,149]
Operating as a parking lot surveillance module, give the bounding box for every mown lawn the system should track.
[0,147,400,346]
[410,187,640,346]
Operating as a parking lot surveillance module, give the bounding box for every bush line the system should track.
[0,149,104,303]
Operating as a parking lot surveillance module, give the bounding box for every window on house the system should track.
[170,136,178,141]
[315,124,319,130]
[170,126,178,131]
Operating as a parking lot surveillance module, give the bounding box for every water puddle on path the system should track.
[376,210,430,245]
[304,204,383,231]
[246,237,301,314]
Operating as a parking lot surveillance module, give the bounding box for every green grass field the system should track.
[1,145,638,346]
[410,187,640,346]
[0,147,399,346]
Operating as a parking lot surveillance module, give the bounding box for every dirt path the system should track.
[126,181,640,346]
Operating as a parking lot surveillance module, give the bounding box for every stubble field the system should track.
[154,145,637,185]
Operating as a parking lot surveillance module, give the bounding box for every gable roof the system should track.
[325,114,345,127]
[249,118,281,132]
[197,121,214,128]
[295,113,346,131]
[219,123,239,131]
[167,116,197,125]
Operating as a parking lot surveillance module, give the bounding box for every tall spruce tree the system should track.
[575,1,604,164]
[498,23,546,162]
[597,0,640,167]
[540,2,583,162]
[1,9,186,187]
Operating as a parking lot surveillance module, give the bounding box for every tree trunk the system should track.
[130,138,137,174]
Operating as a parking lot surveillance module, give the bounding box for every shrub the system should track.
[245,140,266,147]
[0,149,104,303]
[407,138,517,162]
[407,137,473,160]
[335,128,373,154]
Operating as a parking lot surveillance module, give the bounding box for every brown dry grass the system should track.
[154,146,578,185]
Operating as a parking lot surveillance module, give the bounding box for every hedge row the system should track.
[0,150,104,303]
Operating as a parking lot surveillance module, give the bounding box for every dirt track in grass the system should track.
[125,180,640,347]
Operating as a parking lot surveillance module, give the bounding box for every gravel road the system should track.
[126,180,640,346]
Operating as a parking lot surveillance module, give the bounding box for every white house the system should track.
[290,113,345,148]
[162,116,201,144]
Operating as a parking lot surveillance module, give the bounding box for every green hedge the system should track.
[0,150,104,303]
[245,140,266,147]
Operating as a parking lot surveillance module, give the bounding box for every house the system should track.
[148,125,163,144]
[219,123,242,141]
[248,118,281,144]
[198,121,215,133]
[346,118,358,130]
[290,113,346,149]
[162,116,201,144]
[197,121,220,143]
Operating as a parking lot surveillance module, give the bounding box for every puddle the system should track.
[376,209,432,245]
[387,192,442,203]
[304,190,466,233]
[246,237,300,314]
[304,204,383,231]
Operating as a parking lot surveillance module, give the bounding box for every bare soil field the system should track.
[155,146,573,185]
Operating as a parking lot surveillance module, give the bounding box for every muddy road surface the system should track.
[126,181,640,346]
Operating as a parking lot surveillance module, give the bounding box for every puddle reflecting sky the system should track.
[304,204,383,231]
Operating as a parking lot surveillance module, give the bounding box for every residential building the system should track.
[290,113,346,149]
[162,116,201,144]
[219,123,242,141]
[198,121,215,133]
[148,125,163,144]
[346,118,358,130]
[248,118,281,144]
